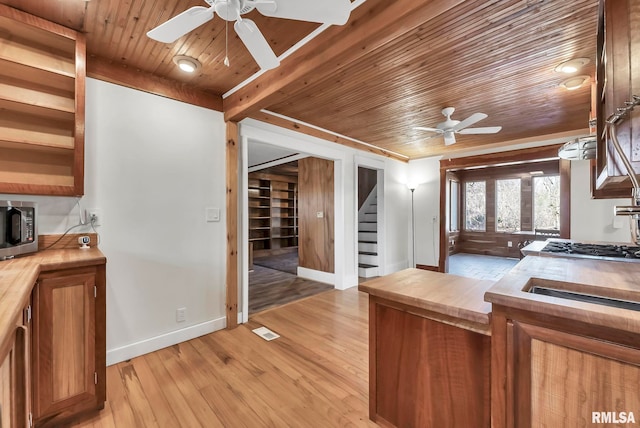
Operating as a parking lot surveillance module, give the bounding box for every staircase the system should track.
[358,188,379,278]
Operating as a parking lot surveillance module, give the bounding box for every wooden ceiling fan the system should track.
[414,107,502,146]
[147,0,351,70]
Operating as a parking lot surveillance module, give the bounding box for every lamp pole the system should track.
[410,186,416,268]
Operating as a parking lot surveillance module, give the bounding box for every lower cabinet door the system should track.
[32,268,97,426]
[0,343,13,428]
[511,320,640,427]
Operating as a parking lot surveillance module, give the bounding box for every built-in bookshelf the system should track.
[248,172,298,256]
[0,5,86,196]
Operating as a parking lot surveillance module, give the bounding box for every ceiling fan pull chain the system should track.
[224,19,230,67]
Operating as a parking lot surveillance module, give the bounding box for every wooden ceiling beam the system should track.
[87,56,223,111]
[249,111,409,162]
[223,0,466,122]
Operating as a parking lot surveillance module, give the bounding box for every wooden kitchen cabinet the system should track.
[492,306,640,427]
[594,0,640,194]
[0,4,86,196]
[31,265,106,427]
[0,303,31,428]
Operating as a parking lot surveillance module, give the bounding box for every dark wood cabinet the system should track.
[594,0,640,195]
[32,265,106,427]
[492,306,640,427]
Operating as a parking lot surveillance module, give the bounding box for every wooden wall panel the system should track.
[299,157,334,274]
[225,121,238,329]
[358,167,377,210]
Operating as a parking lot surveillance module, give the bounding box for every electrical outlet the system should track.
[508,241,513,248]
[87,209,103,226]
[176,307,186,323]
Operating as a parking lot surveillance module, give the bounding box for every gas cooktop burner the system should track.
[541,242,640,259]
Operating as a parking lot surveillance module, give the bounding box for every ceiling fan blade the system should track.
[459,126,502,134]
[444,132,456,146]
[256,0,351,25]
[413,127,444,134]
[147,6,215,43]
[452,113,488,131]
[234,19,280,70]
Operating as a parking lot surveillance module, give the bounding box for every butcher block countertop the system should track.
[358,268,494,335]
[485,255,640,333]
[0,248,106,356]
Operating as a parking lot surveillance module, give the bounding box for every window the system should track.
[496,179,521,232]
[534,175,560,230]
[449,180,459,232]
[465,181,486,231]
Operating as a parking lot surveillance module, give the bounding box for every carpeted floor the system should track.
[253,251,299,275]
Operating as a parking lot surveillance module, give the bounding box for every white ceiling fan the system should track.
[414,107,502,146]
[147,0,351,71]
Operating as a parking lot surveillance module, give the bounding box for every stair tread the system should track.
[358,240,377,243]
[359,221,377,223]
[359,251,378,256]
[364,212,377,214]
[359,263,378,268]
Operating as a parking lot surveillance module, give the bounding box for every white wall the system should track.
[3,78,228,365]
[407,157,441,267]
[570,160,633,243]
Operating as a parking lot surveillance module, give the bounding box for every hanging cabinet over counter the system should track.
[593,0,640,196]
[0,4,86,196]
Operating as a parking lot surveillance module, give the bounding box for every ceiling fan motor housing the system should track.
[215,0,256,21]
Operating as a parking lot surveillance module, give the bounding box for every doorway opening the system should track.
[246,143,335,315]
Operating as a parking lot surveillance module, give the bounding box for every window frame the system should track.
[464,180,487,232]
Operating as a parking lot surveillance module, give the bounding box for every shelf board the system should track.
[0,77,75,113]
[249,237,271,241]
[248,186,270,190]
[0,98,74,123]
[248,196,270,199]
[249,216,271,219]
[0,15,75,77]
[272,235,297,239]
[0,111,74,150]
[251,227,270,230]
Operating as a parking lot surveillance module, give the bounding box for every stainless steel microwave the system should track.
[0,201,37,260]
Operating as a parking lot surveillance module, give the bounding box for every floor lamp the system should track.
[407,183,418,268]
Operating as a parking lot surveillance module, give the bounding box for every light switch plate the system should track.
[206,207,220,222]
[316,211,324,218]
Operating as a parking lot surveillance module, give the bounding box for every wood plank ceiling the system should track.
[0,0,599,160]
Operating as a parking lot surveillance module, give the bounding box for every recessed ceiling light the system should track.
[172,55,201,73]
[559,75,590,91]
[555,58,590,74]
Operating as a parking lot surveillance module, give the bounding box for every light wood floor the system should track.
[72,288,377,428]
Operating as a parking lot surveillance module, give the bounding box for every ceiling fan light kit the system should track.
[147,0,352,71]
[414,107,502,146]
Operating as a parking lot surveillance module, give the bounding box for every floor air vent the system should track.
[252,326,280,341]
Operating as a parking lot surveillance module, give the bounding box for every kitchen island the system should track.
[486,254,640,428]
[359,268,494,428]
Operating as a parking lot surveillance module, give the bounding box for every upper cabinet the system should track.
[0,4,86,196]
[594,0,640,196]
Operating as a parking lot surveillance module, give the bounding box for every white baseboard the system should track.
[297,266,335,285]
[338,274,359,290]
[384,261,409,275]
[106,316,226,366]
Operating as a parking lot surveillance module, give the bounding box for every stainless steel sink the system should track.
[528,285,640,312]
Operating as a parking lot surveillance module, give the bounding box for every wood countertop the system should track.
[485,255,640,333]
[358,268,494,335]
[0,248,106,358]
